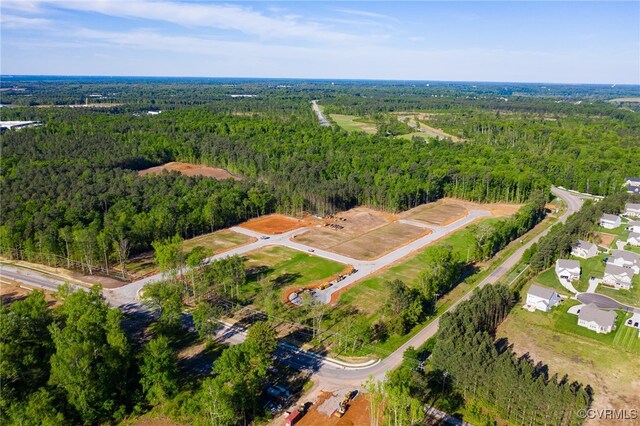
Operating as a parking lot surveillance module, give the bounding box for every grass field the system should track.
[329,114,377,134]
[125,229,253,277]
[242,246,345,298]
[498,298,640,418]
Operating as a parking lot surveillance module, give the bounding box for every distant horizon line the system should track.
[2,74,639,87]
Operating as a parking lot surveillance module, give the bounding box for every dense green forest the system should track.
[1,78,639,274]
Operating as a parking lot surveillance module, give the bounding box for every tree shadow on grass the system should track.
[273,272,302,287]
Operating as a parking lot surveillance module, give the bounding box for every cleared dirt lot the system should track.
[401,200,468,225]
[294,207,428,260]
[296,391,370,426]
[138,161,241,180]
[596,232,616,248]
[240,214,306,235]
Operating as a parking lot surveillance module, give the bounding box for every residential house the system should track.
[526,284,561,312]
[571,240,598,259]
[599,213,621,229]
[628,221,640,233]
[624,177,640,194]
[609,249,640,274]
[625,203,640,218]
[603,264,634,290]
[627,232,640,247]
[555,259,581,281]
[577,303,617,334]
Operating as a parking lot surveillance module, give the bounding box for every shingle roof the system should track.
[604,263,634,280]
[611,249,640,263]
[556,259,581,270]
[527,284,557,300]
[626,203,640,211]
[578,303,616,328]
[628,232,640,240]
[572,240,596,252]
[601,213,620,222]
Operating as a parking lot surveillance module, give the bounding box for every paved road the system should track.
[305,186,583,384]
[577,293,640,313]
[0,264,83,293]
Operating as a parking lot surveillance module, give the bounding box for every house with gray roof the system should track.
[628,221,640,233]
[526,284,561,312]
[603,264,634,290]
[627,232,640,247]
[578,303,617,334]
[625,203,640,218]
[555,259,581,282]
[609,249,640,274]
[571,240,598,259]
[624,178,640,194]
[599,213,621,229]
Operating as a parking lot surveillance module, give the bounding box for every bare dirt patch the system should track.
[596,232,616,248]
[294,207,426,260]
[400,199,468,225]
[240,214,305,235]
[0,281,57,306]
[297,391,370,426]
[138,161,241,180]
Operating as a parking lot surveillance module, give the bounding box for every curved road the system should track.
[577,293,640,314]
[0,187,583,386]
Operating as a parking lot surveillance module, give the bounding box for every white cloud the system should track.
[0,13,51,29]
[43,0,365,44]
[335,8,400,24]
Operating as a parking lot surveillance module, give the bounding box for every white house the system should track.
[603,264,634,290]
[599,213,621,229]
[571,240,598,259]
[609,249,640,274]
[625,203,640,218]
[628,221,640,233]
[555,259,581,281]
[627,232,640,247]
[526,284,561,312]
[624,177,640,194]
[577,303,617,334]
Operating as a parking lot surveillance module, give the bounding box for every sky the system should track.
[1,1,639,84]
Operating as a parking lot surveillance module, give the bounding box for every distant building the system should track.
[627,232,640,247]
[599,213,621,229]
[609,249,640,274]
[577,303,616,334]
[624,178,640,194]
[0,120,42,132]
[555,259,581,282]
[147,110,162,115]
[571,240,598,259]
[603,264,634,290]
[625,203,640,218]
[526,284,561,312]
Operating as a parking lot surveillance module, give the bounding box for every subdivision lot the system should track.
[138,161,240,180]
[329,114,377,134]
[240,214,305,234]
[242,246,346,299]
[497,299,640,424]
[296,391,369,426]
[125,229,254,277]
[400,200,468,225]
[297,215,427,260]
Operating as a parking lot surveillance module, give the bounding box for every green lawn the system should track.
[125,229,253,277]
[596,280,640,308]
[535,268,584,295]
[241,246,345,298]
[329,114,377,134]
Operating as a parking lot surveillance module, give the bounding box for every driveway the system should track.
[577,292,640,314]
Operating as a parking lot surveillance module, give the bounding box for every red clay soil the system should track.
[138,162,240,180]
[239,214,305,235]
[297,392,371,426]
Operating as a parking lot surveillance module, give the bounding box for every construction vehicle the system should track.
[333,392,352,417]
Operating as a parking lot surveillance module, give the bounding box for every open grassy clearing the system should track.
[241,246,345,299]
[125,229,253,277]
[497,296,640,419]
[329,113,377,134]
[396,113,464,142]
